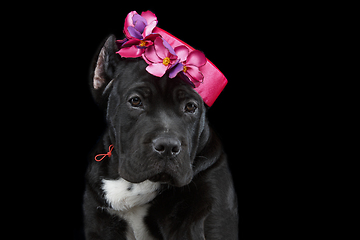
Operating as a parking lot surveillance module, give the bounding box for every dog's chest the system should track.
[102,178,160,240]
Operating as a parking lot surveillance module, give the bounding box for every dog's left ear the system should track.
[90,34,120,106]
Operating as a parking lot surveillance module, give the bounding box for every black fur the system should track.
[83,35,238,239]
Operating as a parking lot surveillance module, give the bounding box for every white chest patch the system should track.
[102,178,160,240]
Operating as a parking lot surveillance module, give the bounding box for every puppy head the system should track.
[90,35,210,187]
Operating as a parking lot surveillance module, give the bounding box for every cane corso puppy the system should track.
[83,35,238,240]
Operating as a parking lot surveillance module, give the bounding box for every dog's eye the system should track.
[129,97,142,107]
[184,102,197,113]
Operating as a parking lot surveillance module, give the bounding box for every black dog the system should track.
[83,35,238,239]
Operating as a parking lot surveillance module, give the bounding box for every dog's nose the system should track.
[153,137,181,157]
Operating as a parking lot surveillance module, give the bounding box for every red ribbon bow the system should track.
[94,144,114,162]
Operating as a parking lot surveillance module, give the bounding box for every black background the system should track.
[28,3,302,239]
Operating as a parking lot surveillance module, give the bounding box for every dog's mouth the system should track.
[149,172,174,185]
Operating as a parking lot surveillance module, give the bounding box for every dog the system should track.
[83,35,238,240]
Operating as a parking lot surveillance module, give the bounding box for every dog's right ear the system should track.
[90,34,120,107]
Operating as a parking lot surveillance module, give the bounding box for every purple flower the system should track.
[116,11,160,58]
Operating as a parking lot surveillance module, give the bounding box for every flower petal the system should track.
[144,45,162,63]
[117,45,144,58]
[162,38,176,56]
[169,62,184,78]
[186,50,207,67]
[168,59,180,69]
[141,11,157,26]
[132,14,147,35]
[143,20,157,37]
[153,37,167,59]
[185,73,201,87]
[127,26,143,39]
[178,73,196,87]
[116,38,127,49]
[134,19,147,33]
[142,11,158,37]
[124,11,137,39]
[120,38,140,48]
[132,14,147,26]
[174,46,189,62]
[146,63,168,77]
[192,79,202,87]
[143,33,160,41]
[186,65,204,82]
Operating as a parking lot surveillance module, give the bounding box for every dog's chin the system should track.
[149,172,193,187]
[120,169,192,187]
[148,172,175,185]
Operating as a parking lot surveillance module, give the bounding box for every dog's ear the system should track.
[90,34,120,106]
[192,124,222,176]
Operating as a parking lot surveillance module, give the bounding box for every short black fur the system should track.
[83,35,238,239]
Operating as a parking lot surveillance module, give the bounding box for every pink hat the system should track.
[116,10,227,107]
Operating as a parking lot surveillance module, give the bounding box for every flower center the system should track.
[163,57,170,66]
[183,65,188,73]
[139,40,146,47]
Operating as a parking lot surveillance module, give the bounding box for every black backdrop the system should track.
[38,4,289,239]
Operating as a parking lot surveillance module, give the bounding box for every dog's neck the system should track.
[102,178,160,240]
[102,178,160,211]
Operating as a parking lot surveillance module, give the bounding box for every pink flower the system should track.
[116,11,159,58]
[169,46,206,87]
[124,10,157,40]
[115,10,207,87]
[143,37,179,77]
